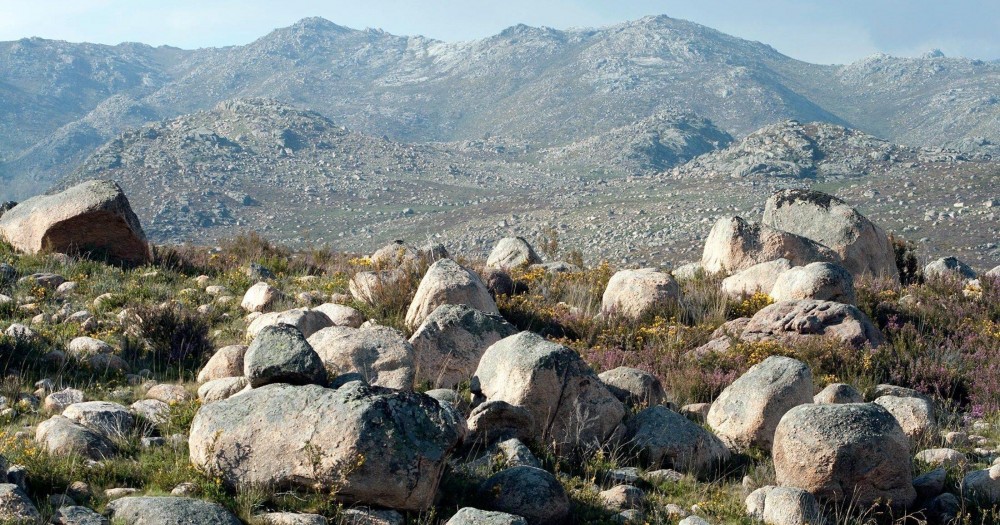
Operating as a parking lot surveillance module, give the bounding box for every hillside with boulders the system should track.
[0,180,998,524]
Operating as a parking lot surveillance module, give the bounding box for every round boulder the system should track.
[812,383,863,404]
[772,403,915,512]
[405,259,498,330]
[243,324,327,388]
[770,262,856,304]
[924,256,976,280]
[623,405,730,473]
[241,282,280,313]
[446,507,528,525]
[478,466,569,525]
[598,366,666,407]
[308,325,415,390]
[486,237,542,270]
[106,496,240,525]
[197,345,247,383]
[874,395,935,442]
[601,268,681,320]
[720,258,793,297]
[701,216,836,274]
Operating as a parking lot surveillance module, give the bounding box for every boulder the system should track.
[405,259,498,330]
[601,268,681,320]
[769,262,856,304]
[131,399,170,425]
[105,496,240,525]
[312,303,366,328]
[466,400,535,445]
[44,388,85,413]
[472,332,626,448]
[745,485,824,525]
[145,384,192,404]
[915,448,967,468]
[52,505,109,525]
[189,382,465,511]
[35,416,115,460]
[912,468,947,499]
[0,483,41,523]
[598,367,667,407]
[348,270,407,305]
[720,259,793,297]
[962,465,1000,505]
[812,383,863,404]
[707,356,813,451]
[62,401,134,440]
[256,512,327,525]
[623,406,730,473]
[772,403,915,511]
[197,377,249,404]
[241,282,280,313]
[246,308,333,339]
[446,508,528,525]
[370,240,419,269]
[197,345,247,383]
[480,268,520,297]
[762,189,897,279]
[308,325,415,390]
[486,237,542,270]
[874,395,935,442]
[0,180,150,264]
[66,337,112,360]
[408,304,518,389]
[701,216,836,274]
[478,466,570,525]
[696,300,884,353]
[986,265,1000,279]
[599,485,644,510]
[923,256,976,280]
[243,324,327,388]
[338,508,404,525]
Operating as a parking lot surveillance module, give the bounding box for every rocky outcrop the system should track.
[0,180,150,264]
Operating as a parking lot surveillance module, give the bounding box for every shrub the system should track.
[120,303,213,376]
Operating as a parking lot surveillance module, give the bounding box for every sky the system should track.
[1,1,998,65]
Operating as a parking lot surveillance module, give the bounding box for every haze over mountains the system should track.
[1,15,999,266]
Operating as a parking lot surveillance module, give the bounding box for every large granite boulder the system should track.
[308,325,415,390]
[486,237,542,270]
[770,262,856,304]
[408,304,518,389]
[0,180,150,264]
[472,332,625,448]
[763,189,898,280]
[601,268,681,320]
[701,216,835,274]
[189,382,465,511]
[243,324,327,388]
[105,496,240,525]
[405,259,499,330]
[623,405,730,473]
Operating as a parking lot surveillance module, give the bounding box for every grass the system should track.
[0,234,998,524]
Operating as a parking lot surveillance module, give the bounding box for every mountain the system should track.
[3,15,1000,198]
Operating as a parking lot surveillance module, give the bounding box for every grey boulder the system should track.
[243,324,327,388]
[105,496,240,525]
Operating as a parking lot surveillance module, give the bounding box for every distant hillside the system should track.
[3,15,1000,197]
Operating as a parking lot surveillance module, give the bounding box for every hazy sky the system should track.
[2,1,998,64]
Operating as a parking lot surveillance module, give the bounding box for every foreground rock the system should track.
[874,395,935,442]
[246,307,334,339]
[0,180,151,264]
[197,345,247,383]
[472,332,625,448]
[243,324,327,388]
[189,382,465,511]
[623,406,730,473]
[486,237,542,270]
[963,465,1000,505]
[408,304,517,389]
[308,325,415,390]
[241,282,280,313]
[772,403,915,511]
[598,366,666,407]
[478,466,569,525]
[763,189,898,280]
[405,259,499,330]
[707,356,813,451]
[35,416,115,459]
[701,216,835,274]
[769,262,856,304]
[0,483,41,523]
[601,268,681,320]
[106,496,240,525]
